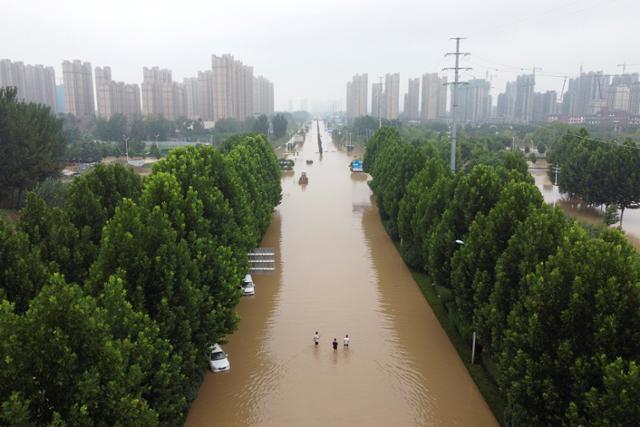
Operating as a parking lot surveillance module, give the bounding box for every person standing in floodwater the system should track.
[343,334,350,347]
[332,338,338,351]
[313,331,320,346]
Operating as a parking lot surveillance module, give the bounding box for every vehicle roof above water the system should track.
[243,273,253,283]
[209,343,224,353]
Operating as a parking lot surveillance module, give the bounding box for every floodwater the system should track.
[184,121,497,426]
[531,163,640,247]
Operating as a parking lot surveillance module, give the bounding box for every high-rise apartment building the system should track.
[346,73,368,118]
[562,71,609,117]
[183,76,199,120]
[496,81,517,119]
[513,74,535,123]
[608,85,631,112]
[372,83,384,120]
[606,73,638,113]
[141,66,185,120]
[384,73,400,120]
[403,77,420,120]
[62,60,95,118]
[496,75,535,122]
[183,70,214,121]
[532,91,557,122]
[421,73,447,121]
[0,59,57,112]
[630,82,640,115]
[253,75,274,116]
[457,79,491,123]
[95,66,140,119]
[211,54,254,121]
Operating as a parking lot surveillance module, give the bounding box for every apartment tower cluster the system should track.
[346,72,448,122]
[0,55,275,122]
[0,59,57,112]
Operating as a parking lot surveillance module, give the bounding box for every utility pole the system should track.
[443,37,471,172]
[378,76,384,129]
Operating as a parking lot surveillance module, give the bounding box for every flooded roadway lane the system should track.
[184,121,497,426]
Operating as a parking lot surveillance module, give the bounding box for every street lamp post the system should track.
[123,135,130,164]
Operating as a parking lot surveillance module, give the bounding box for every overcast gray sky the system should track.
[3,0,638,111]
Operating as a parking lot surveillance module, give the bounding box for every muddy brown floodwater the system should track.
[184,121,497,426]
[531,164,640,249]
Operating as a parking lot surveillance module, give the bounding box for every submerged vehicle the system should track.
[209,343,230,372]
[350,159,363,172]
[298,172,308,185]
[278,158,295,170]
[240,273,255,296]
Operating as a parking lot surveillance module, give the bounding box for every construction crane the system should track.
[617,63,640,74]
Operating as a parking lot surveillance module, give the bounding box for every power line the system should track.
[471,0,621,39]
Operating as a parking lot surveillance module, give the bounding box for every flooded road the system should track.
[184,121,497,426]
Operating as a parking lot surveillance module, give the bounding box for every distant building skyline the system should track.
[0,54,274,122]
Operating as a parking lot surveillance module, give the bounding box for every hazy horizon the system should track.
[3,0,638,111]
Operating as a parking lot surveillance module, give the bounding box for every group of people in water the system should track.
[313,331,349,350]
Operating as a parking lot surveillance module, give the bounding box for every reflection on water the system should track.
[281,170,295,180]
[184,121,497,426]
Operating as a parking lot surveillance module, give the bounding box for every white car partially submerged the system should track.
[241,273,255,296]
[209,343,230,372]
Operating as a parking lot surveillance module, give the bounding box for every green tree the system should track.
[65,163,143,244]
[397,158,448,268]
[272,113,288,138]
[253,114,269,135]
[500,226,640,425]
[362,126,400,173]
[0,87,67,207]
[19,192,94,284]
[427,165,504,290]
[150,142,161,159]
[451,180,544,339]
[482,205,569,356]
[33,177,68,208]
[0,275,159,425]
[578,358,640,426]
[97,276,188,425]
[0,219,48,312]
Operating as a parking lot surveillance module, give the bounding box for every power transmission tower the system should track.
[443,37,471,172]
